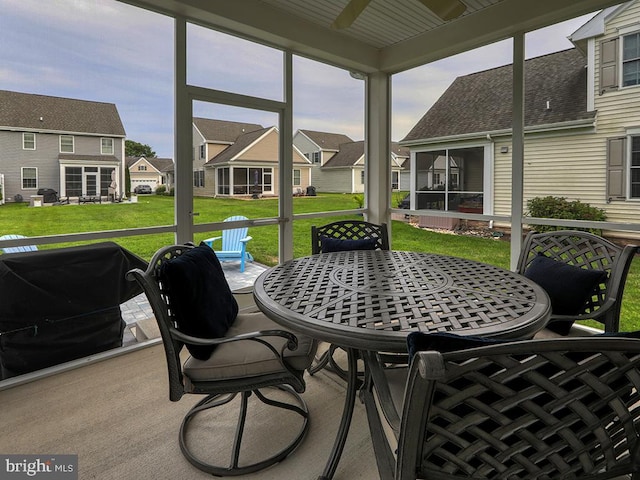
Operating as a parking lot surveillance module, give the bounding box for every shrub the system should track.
[526,196,606,233]
[155,185,166,195]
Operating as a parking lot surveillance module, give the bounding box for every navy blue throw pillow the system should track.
[407,332,509,358]
[320,236,378,253]
[524,253,607,316]
[159,245,238,360]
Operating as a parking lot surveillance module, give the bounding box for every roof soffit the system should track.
[126,0,624,75]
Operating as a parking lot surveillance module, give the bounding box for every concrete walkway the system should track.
[120,260,267,344]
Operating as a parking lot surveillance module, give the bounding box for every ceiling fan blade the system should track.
[417,0,467,21]
[332,0,372,29]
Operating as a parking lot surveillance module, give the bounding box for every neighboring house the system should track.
[0,90,126,202]
[192,118,312,197]
[126,156,174,192]
[293,129,408,193]
[401,0,640,228]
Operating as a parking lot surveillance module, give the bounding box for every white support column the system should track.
[365,71,392,233]
[279,52,294,262]
[510,33,525,270]
[175,17,194,244]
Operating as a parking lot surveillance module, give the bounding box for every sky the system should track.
[0,0,596,158]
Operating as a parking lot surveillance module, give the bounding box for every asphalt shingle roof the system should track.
[299,129,354,151]
[194,118,263,143]
[402,48,595,142]
[126,156,173,172]
[322,141,408,168]
[0,90,125,136]
[206,127,271,165]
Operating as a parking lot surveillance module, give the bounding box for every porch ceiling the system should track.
[124,0,623,73]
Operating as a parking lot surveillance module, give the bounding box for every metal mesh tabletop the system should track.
[254,250,551,352]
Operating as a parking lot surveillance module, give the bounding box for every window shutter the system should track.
[600,38,618,94]
[607,137,626,200]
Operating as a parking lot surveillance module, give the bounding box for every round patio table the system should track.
[253,250,551,479]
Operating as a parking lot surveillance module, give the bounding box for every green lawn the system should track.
[1,194,638,330]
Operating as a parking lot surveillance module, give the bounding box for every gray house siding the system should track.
[0,90,126,202]
[0,130,124,201]
[6,132,55,200]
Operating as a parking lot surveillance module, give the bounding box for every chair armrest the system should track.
[203,236,222,247]
[169,326,299,352]
[240,236,253,243]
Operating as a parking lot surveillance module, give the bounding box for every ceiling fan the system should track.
[332,0,467,29]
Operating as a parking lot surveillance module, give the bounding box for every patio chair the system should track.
[126,244,316,476]
[203,215,254,273]
[516,230,638,334]
[311,220,389,254]
[308,220,390,380]
[0,234,37,254]
[363,332,640,480]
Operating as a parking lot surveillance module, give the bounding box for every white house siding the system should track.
[311,168,354,192]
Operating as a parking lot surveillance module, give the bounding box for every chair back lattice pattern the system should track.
[311,220,389,254]
[126,244,194,402]
[398,338,640,480]
[516,230,638,332]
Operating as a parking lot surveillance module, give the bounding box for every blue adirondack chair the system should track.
[203,216,254,273]
[0,234,38,254]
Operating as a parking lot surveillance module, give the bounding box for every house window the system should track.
[65,167,82,196]
[231,167,273,195]
[623,32,640,87]
[631,136,640,198]
[293,169,301,186]
[217,167,230,194]
[414,146,484,212]
[360,170,365,184]
[193,170,205,188]
[23,133,36,150]
[391,171,399,190]
[199,145,206,160]
[21,167,37,189]
[60,135,74,153]
[100,168,115,196]
[138,165,147,171]
[312,151,321,164]
[101,138,114,155]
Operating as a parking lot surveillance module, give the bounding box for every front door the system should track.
[85,170,98,196]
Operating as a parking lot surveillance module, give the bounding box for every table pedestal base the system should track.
[317,347,358,480]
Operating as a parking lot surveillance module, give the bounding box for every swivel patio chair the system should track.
[308,220,389,380]
[126,244,316,476]
[516,230,638,334]
[363,332,640,480]
[203,215,254,273]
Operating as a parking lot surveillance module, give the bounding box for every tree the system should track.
[125,140,156,158]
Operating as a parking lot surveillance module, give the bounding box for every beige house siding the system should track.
[205,129,311,197]
[494,2,640,226]
[129,158,164,191]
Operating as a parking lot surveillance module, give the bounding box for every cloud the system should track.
[0,0,600,154]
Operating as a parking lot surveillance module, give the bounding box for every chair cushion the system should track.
[159,245,238,360]
[524,253,607,316]
[407,331,508,357]
[320,236,377,253]
[183,311,316,382]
